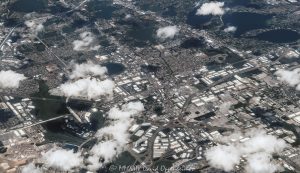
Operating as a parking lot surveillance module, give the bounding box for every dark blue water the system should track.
[225,0,262,9]
[255,29,300,43]
[67,100,92,112]
[43,119,86,145]
[31,81,68,120]
[10,0,48,12]
[222,12,274,37]
[31,81,86,145]
[102,62,126,75]
[89,112,105,131]
[227,0,250,6]
[187,9,212,29]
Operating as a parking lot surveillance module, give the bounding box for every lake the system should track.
[31,80,85,145]
[222,12,274,37]
[186,9,212,29]
[10,0,48,13]
[102,62,126,76]
[255,29,300,43]
[225,0,261,9]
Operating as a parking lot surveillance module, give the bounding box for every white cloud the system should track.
[73,32,100,51]
[156,26,179,40]
[24,20,44,35]
[275,68,300,89]
[241,130,287,154]
[224,26,237,33]
[52,61,114,100]
[205,144,241,171]
[42,148,83,171]
[196,2,225,16]
[22,163,42,173]
[57,78,115,100]
[205,130,287,173]
[107,101,145,120]
[0,70,26,89]
[87,140,121,170]
[87,101,144,171]
[245,153,279,173]
[95,119,132,146]
[24,102,143,172]
[69,61,107,80]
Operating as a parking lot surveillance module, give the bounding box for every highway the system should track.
[112,0,262,115]
[35,36,68,68]
[0,114,71,136]
[0,26,17,50]
[1,0,295,171]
